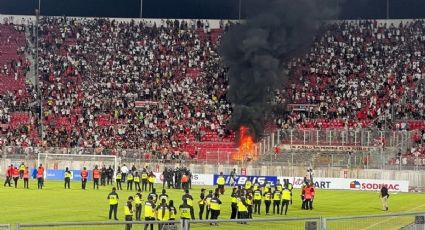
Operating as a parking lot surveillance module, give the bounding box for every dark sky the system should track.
[0,0,424,19]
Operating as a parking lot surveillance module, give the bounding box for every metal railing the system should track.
[12,212,425,230]
[0,224,10,230]
[16,220,182,230]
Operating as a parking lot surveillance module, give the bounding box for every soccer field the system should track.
[1,180,424,230]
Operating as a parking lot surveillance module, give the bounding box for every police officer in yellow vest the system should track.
[182,189,195,219]
[127,171,134,191]
[237,196,249,224]
[204,190,213,220]
[180,198,194,229]
[144,195,156,230]
[148,172,155,192]
[64,167,71,189]
[216,172,225,195]
[209,193,222,226]
[116,171,122,190]
[246,194,253,218]
[124,196,134,230]
[273,188,282,214]
[245,179,252,191]
[134,190,143,221]
[156,198,170,230]
[107,187,119,220]
[19,163,25,179]
[134,172,141,191]
[253,187,262,214]
[141,170,148,192]
[276,179,283,192]
[263,188,272,215]
[281,186,291,215]
[230,187,239,219]
[169,200,177,221]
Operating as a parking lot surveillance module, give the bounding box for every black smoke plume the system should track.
[220,0,337,139]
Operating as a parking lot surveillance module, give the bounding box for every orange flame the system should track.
[232,126,257,161]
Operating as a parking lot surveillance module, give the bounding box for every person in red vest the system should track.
[310,183,315,210]
[23,166,29,189]
[12,167,19,188]
[181,173,189,190]
[302,183,313,210]
[92,165,100,190]
[37,165,44,189]
[3,164,13,187]
[81,167,88,190]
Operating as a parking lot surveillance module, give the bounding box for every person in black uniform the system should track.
[106,165,114,185]
[100,165,107,186]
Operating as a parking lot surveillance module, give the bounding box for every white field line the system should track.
[359,203,425,230]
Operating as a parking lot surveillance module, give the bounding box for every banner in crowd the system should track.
[277,176,409,192]
[213,174,277,186]
[135,101,159,108]
[46,169,92,181]
[281,144,374,152]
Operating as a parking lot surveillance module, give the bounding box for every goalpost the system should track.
[37,153,120,179]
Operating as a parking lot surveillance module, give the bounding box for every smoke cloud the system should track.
[220,0,337,139]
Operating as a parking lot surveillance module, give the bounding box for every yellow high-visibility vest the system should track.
[19,165,25,171]
[282,190,291,200]
[170,207,176,219]
[109,194,118,205]
[116,174,122,180]
[245,181,252,190]
[264,192,272,201]
[246,198,252,205]
[127,174,134,181]
[254,190,262,200]
[273,191,281,201]
[65,171,72,178]
[148,176,155,183]
[210,200,220,210]
[237,200,248,212]
[180,207,191,219]
[142,173,148,179]
[124,206,132,216]
[217,176,225,185]
[144,201,154,218]
[134,196,142,205]
[156,206,170,221]
[134,176,140,183]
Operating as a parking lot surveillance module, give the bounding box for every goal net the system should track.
[37,153,119,179]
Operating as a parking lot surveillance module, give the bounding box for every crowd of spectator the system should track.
[0,17,424,162]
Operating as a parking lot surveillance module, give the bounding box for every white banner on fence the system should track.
[281,144,375,152]
[278,176,409,192]
[152,173,213,186]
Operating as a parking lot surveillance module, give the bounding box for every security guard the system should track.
[144,195,156,230]
[19,162,25,179]
[134,190,143,221]
[179,198,194,229]
[23,166,29,189]
[263,188,272,215]
[148,172,155,192]
[276,180,283,192]
[92,166,100,190]
[64,167,71,189]
[281,186,291,215]
[127,171,134,191]
[149,188,158,204]
[245,179,252,191]
[159,189,169,203]
[107,187,119,220]
[124,196,134,230]
[246,194,253,218]
[141,170,148,191]
[116,171,122,190]
[253,186,262,214]
[156,198,170,230]
[134,172,141,191]
[199,188,206,220]
[253,182,260,191]
[216,172,225,195]
[230,187,239,219]
[81,167,88,190]
[205,190,213,220]
[237,196,249,224]
[169,200,177,221]
[182,189,195,219]
[273,188,282,214]
[209,193,222,225]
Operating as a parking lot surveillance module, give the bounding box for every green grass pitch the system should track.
[1,179,424,229]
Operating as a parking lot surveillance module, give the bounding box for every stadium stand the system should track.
[0,18,424,164]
